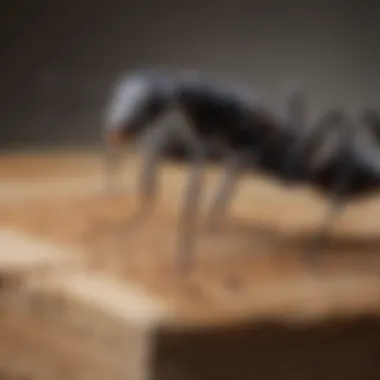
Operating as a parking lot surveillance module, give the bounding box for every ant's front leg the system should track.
[177,140,208,274]
[130,125,175,228]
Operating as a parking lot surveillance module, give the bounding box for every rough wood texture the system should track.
[1,150,380,380]
[0,229,167,380]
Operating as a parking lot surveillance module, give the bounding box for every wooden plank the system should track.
[0,151,380,380]
[0,228,168,380]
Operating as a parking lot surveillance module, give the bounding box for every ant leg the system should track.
[281,79,306,130]
[305,195,345,269]
[283,109,346,181]
[131,125,175,226]
[305,117,355,270]
[177,142,207,274]
[206,151,244,231]
[305,162,351,269]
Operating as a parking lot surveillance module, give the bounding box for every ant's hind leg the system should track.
[177,142,208,274]
[305,159,351,270]
[305,194,345,271]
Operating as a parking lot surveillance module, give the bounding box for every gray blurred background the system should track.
[1,0,379,149]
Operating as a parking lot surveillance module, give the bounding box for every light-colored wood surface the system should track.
[1,150,380,325]
[1,150,380,380]
[0,228,167,380]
